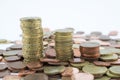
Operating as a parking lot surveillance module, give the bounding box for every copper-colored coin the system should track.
[27,62,43,69]
[61,67,73,77]
[82,53,100,59]
[93,61,111,66]
[3,75,21,80]
[18,70,36,77]
[73,49,81,57]
[7,61,26,70]
[40,58,60,63]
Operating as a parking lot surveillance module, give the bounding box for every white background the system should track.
[0,0,120,40]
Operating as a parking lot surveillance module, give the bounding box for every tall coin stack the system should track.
[55,29,73,61]
[20,17,43,63]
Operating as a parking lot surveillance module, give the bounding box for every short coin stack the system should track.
[55,29,73,61]
[80,42,100,61]
[20,17,43,63]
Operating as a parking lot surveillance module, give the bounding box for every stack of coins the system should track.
[55,29,73,61]
[80,42,100,61]
[20,17,43,63]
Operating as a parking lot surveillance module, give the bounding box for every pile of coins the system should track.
[20,17,43,63]
[55,29,73,61]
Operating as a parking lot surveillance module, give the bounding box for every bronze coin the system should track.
[18,70,36,77]
[26,62,43,69]
[80,42,100,57]
[90,31,102,36]
[73,49,81,57]
[93,61,111,66]
[40,58,60,63]
[61,67,73,77]
[82,53,100,59]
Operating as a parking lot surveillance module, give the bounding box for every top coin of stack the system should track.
[20,17,43,63]
[55,29,73,61]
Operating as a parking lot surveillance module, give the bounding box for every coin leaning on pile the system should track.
[20,17,43,63]
[55,29,73,61]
